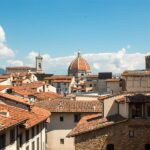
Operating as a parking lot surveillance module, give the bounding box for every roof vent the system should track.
[0,110,9,117]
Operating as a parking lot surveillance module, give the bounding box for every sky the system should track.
[0,0,150,74]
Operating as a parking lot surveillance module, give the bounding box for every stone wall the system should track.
[75,120,150,150]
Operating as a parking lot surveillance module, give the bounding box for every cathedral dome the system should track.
[68,52,91,75]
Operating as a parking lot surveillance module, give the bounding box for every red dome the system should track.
[68,52,91,73]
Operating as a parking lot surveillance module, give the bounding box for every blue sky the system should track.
[0,0,150,74]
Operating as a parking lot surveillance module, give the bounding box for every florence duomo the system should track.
[0,0,150,150]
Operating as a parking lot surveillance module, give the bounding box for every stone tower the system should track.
[36,54,43,73]
[145,55,150,70]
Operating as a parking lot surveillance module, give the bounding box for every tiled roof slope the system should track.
[67,114,127,137]
[34,92,61,101]
[0,93,31,106]
[0,104,50,131]
[35,99,102,113]
[0,104,28,131]
[44,75,73,80]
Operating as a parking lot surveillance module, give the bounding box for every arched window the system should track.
[107,144,114,150]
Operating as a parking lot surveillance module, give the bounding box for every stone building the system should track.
[122,70,150,92]
[68,52,91,79]
[68,92,150,150]
[35,98,102,150]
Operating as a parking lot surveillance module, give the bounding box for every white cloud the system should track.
[0,26,14,58]
[7,60,23,66]
[0,26,5,42]
[26,49,149,74]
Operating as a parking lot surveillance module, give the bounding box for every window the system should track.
[60,116,64,122]
[32,141,35,150]
[46,133,48,144]
[74,113,81,122]
[89,84,93,87]
[26,130,29,142]
[130,104,142,118]
[19,134,23,147]
[129,130,134,138]
[0,134,6,149]
[37,138,39,150]
[145,144,150,150]
[60,138,64,144]
[147,106,150,117]
[107,144,114,150]
[32,127,35,138]
[26,145,29,150]
[10,128,15,144]
[36,124,39,134]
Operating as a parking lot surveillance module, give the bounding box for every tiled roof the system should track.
[0,74,10,79]
[25,106,50,128]
[86,75,98,78]
[35,99,102,113]
[68,52,91,73]
[6,66,35,70]
[122,70,150,77]
[0,93,31,106]
[67,114,127,137]
[51,79,72,83]
[0,104,28,131]
[0,85,12,91]
[0,103,50,131]
[44,75,73,80]
[34,92,61,101]
[13,89,34,96]
[106,78,120,82]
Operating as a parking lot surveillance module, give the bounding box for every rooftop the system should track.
[35,98,102,113]
[67,114,127,137]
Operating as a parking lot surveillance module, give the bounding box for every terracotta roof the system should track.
[67,114,127,137]
[34,92,61,101]
[0,104,28,131]
[25,106,50,128]
[106,78,120,82]
[68,52,91,73]
[122,70,150,77]
[0,93,31,106]
[0,85,12,91]
[35,99,102,113]
[0,74,10,79]
[51,79,72,83]
[86,75,98,78]
[44,75,73,80]
[13,89,34,96]
[0,103,50,131]
[6,66,35,70]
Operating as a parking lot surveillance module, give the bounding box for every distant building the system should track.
[122,70,150,92]
[68,52,91,79]
[44,75,75,95]
[145,55,150,70]
[6,54,43,74]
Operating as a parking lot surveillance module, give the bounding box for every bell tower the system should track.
[145,55,150,70]
[36,53,43,73]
